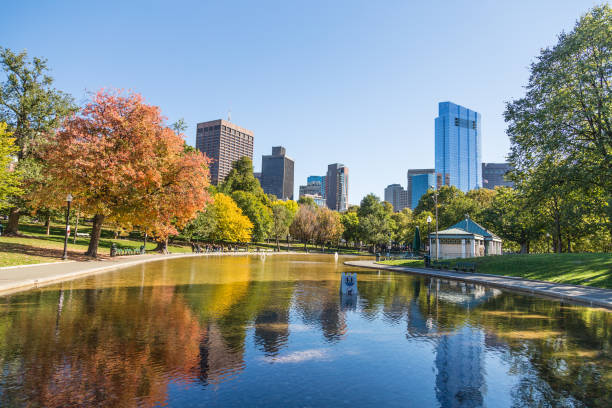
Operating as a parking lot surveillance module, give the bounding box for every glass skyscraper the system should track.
[410,173,436,209]
[435,102,482,192]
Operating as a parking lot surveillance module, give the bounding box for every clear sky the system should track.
[1,0,600,204]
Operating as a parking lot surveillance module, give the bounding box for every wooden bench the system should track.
[454,262,477,273]
[76,232,90,238]
[431,260,451,270]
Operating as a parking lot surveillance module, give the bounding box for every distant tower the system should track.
[435,102,482,192]
[195,119,254,185]
[260,146,294,200]
[326,163,349,211]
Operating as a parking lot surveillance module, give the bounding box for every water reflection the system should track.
[0,254,609,407]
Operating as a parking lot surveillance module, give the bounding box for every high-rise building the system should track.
[482,163,513,189]
[326,163,348,211]
[260,146,294,200]
[196,119,254,185]
[407,169,435,209]
[435,102,482,192]
[384,184,408,212]
[306,175,326,198]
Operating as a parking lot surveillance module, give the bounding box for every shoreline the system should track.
[0,251,354,297]
[344,260,612,311]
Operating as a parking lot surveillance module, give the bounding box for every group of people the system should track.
[190,243,239,253]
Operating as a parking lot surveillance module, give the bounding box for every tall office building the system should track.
[435,102,482,192]
[306,175,326,198]
[196,119,254,185]
[260,146,294,200]
[407,169,436,209]
[482,163,513,189]
[384,184,409,212]
[326,163,349,211]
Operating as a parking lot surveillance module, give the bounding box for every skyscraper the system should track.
[306,175,326,198]
[196,119,254,185]
[326,163,348,211]
[482,163,513,189]
[435,102,482,192]
[384,184,409,212]
[407,169,436,209]
[260,146,294,200]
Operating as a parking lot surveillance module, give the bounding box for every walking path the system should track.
[0,251,297,296]
[344,260,612,310]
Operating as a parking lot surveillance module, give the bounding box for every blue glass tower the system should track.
[435,102,482,192]
[411,173,436,209]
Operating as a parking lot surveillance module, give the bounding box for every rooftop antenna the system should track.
[227,108,232,122]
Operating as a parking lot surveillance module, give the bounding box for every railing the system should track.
[110,243,145,257]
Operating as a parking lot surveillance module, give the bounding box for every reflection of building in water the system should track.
[435,326,485,408]
[418,279,499,408]
[435,280,501,309]
[199,322,246,386]
[254,309,290,356]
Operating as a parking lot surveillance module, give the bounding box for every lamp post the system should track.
[62,193,73,260]
[426,215,432,257]
[546,233,551,253]
[429,186,439,260]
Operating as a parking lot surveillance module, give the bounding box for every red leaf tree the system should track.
[44,89,210,257]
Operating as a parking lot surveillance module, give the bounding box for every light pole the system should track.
[62,193,73,260]
[426,215,432,257]
[430,186,439,260]
[546,233,551,253]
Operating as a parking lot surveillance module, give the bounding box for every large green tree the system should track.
[505,4,612,249]
[0,122,20,208]
[0,47,76,234]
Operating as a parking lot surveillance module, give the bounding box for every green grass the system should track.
[381,259,425,268]
[380,253,612,289]
[0,221,191,267]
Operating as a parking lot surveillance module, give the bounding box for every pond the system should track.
[0,254,610,407]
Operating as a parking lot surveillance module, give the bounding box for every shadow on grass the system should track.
[0,241,105,262]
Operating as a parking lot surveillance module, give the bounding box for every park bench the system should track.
[430,260,451,270]
[110,243,145,257]
[453,262,477,273]
[75,232,90,238]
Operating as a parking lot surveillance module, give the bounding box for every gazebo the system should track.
[429,215,502,259]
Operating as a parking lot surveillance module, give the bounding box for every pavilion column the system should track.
[461,239,466,258]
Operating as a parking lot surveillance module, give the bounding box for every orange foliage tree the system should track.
[44,89,210,257]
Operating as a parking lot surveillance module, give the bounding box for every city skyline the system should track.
[0,0,598,204]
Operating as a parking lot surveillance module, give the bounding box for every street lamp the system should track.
[426,215,432,257]
[429,186,439,260]
[62,193,73,260]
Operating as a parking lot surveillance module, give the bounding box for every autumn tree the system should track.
[0,122,20,208]
[44,90,210,256]
[206,193,253,243]
[0,47,76,234]
[314,207,344,250]
[290,204,317,250]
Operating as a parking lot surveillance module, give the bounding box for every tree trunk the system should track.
[276,237,280,252]
[5,207,20,235]
[45,215,51,235]
[155,238,168,254]
[73,209,80,244]
[86,214,105,257]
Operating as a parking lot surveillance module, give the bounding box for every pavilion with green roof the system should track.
[429,215,502,259]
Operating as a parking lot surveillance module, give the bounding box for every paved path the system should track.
[0,251,294,296]
[344,260,612,310]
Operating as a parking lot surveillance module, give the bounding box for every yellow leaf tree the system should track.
[210,193,253,243]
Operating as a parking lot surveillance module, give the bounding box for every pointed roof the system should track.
[450,216,501,241]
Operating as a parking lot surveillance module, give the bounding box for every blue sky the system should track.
[1,0,600,204]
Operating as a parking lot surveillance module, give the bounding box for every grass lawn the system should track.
[380,253,612,289]
[0,222,190,267]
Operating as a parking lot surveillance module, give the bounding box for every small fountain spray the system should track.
[334,252,339,262]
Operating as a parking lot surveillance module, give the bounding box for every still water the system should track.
[0,254,610,407]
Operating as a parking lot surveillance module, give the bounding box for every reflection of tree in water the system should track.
[292,280,347,342]
[419,278,612,407]
[0,285,202,408]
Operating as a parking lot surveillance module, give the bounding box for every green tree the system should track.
[505,5,612,244]
[297,195,316,206]
[270,202,293,250]
[219,156,265,197]
[390,208,412,244]
[480,187,544,253]
[0,47,76,234]
[340,211,360,247]
[0,122,20,208]
[231,191,272,242]
[357,194,392,251]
